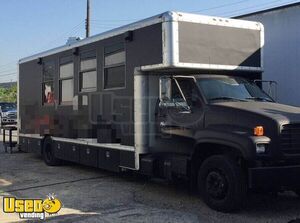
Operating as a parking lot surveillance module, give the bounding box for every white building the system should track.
[237,2,300,106]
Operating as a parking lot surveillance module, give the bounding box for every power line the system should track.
[0,72,17,78]
[221,0,287,16]
[0,21,85,72]
[219,0,299,17]
[90,21,126,26]
[89,22,121,33]
[48,21,84,43]
[1,0,298,77]
[31,20,85,54]
[0,68,17,74]
[91,18,138,22]
[1,20,88,81]
[0,61,17,70]
[90,21,133,26]
[0,68,16,74]
[90,23,118,28]
[191,0,251,13]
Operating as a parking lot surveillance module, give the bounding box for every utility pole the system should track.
[86,0,90,38]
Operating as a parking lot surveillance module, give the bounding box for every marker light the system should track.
[254,126,264,136]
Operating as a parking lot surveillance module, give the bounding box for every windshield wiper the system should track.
[209,97,247,102]
[246,97,273,102]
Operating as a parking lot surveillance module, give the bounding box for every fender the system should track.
[192,129,258,160]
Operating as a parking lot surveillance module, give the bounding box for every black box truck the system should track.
[18,11,300,212]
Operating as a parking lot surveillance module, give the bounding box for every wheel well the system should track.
[190,143,246,189]
[192,143,244,165]
[41,135,51,154]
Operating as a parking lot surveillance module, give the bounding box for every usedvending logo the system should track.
[3,194,62,220]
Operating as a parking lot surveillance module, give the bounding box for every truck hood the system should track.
[213,101,300,125]
[3,109,17,113]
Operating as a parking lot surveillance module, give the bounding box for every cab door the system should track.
[157,76,204,137]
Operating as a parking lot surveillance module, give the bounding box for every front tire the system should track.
[198,155,246,212]
[42,137,61,166]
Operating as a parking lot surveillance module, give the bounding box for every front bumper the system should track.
[1,118,17,125]
[249,165,300,189]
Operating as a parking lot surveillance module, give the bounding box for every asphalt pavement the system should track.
[0,139,300,223]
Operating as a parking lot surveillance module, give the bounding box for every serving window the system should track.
[42,61,55,105]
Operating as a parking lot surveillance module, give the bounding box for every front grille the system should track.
[8,112,17,119]
[281,124,300,155]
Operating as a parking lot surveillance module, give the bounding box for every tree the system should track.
[0,85,17,103]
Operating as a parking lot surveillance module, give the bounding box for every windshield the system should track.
[0,103,17,112]
[196,76,273,103]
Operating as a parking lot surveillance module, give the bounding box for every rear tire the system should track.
[42,137,61,166]
[198,155,246,212]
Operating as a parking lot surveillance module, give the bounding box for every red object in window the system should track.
[46,92,54,103]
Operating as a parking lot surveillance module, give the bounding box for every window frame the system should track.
[173,78,188,103]
[103,43,126,90]
[59,57,74,105]
[159,76,203,110]
[79,51,97,93]
[42,61,55,106]
[175,77,202,108]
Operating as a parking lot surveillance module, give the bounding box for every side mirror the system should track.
[254,80,278,101]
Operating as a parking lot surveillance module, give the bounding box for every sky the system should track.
[0,0,299,83]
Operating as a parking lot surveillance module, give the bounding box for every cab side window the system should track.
[159,77,183,104]
[171,79,185,103]
[176,78,200,107]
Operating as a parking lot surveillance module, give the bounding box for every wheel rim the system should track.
[205,170,228,200]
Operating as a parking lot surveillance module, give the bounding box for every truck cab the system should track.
[0,102,17,126]
[153,74,300,211]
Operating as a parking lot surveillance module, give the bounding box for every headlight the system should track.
[256,143,267,154]
[1,112,8,117]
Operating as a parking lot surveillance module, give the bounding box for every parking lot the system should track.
[1,139,300,223]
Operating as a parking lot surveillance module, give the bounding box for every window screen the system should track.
[104,44,125,89]
[80,54,97,92]
[60,63,73,79]
[60,79,74,103]
[104,66,125,89]
[105,51,125,66]
[43,61,55,82]
[59,57,74,104]
[80,70,97,90]
[81,58,96,71]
